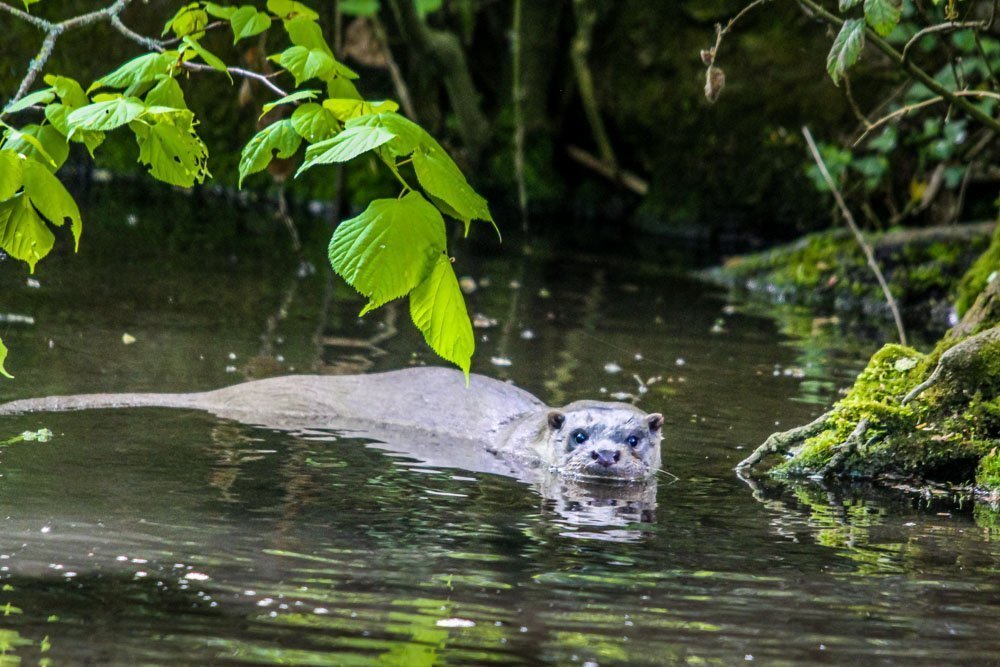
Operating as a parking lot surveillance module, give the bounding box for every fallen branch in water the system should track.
[566,145,649,196]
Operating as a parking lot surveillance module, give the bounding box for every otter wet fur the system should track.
[0,367,663,484]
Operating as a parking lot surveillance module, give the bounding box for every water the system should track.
[1,186,999,665]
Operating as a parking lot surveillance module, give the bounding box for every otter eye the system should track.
[572,430,588,445]
[627,435,639,447]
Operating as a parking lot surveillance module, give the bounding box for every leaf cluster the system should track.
[1,0,493,377]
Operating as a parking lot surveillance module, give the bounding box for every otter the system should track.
[0,367,663,484]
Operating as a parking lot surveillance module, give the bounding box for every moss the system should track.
[976,448,1000,492]
[955,222,1000,317]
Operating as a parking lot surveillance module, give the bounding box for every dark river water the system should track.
[1,186,999,665]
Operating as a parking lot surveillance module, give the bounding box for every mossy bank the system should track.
[737,222,1000,499]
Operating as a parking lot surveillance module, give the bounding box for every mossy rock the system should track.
[709,222,996,332]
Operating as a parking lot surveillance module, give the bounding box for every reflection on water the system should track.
[1,186,1000,664]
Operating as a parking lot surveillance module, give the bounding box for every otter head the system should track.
[544,401,663,483]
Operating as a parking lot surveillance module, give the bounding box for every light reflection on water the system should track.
[0,188,999,664]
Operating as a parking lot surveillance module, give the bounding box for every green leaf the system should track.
[239,119,302,186]
[132,117,210,188]
[4,88,55,114]
[290,103,340,142]
[66,97,145,132]
[21,159,82,250]
[839,0,862,9]
[163,3,209,38]
[326,77,362,100]
[339,0,379,16]
[415,0,442,17]
[44,104,104,155]
[205,2,238,19]
[260,89,319,117]
[347,112,426,157]
[0,194,55,272]
[43,75,89,108]
[230,6,272,42]
[284,15,332,54]
[274,46,337,85]
[181,37,233,82]
[412,147,492,228]
[827,18,866,85]
[267,0,319,20]
[0,151,23,201]
[21,0,39,12]
[297,123,395,174]
[0,337,12,380]
[863,0,901,37]
[144,76,187,109]
[322,98,398,121]
[1,124,68,171]
[328,192,447,314]
[409,253,474,376]
[92,52,175,92]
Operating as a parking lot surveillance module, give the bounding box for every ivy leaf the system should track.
[328,192,447,314]
[4,88,55,115]
[839,0,862,9]
[863,0,901,37]
[297,123,395,174]
[339,0,380,16]
[144,76,187,109]
[290,103,340,142]
[1,124,68,171]
[181,37,233,82]
[91,52,175,92]
[0,337,12,380]
[230,6,272,43]
[267,0,319,20]
[827,18,865,85]
[0,151,23,201]
[412,147,492,230]
[409,253,474,377]
[0,194,55,273]
[260,89,320,117]
[133,117,210,187]
[239,119,302,186]
[205,2,238,19]
[21,159,82,250]
[66,96,145,133]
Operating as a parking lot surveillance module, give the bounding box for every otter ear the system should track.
[647,413,664,432]
[547,411,566,430]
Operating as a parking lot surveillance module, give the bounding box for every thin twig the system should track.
[802,126,907,346]
[708,0,773,61]
[842,75,872,128]
[854,90,1000,145]
[512,0,529,231]
[370,16,416,119]
[901,21,986,63]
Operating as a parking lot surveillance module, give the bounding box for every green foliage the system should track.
[863,0,901,37]
[827,18,865,85]
[0,338,11,379]
[1,0,491,375]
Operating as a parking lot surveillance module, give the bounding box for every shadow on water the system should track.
[1,184,1000,664]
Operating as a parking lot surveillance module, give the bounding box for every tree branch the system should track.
[797,0,1000,136]
[853,90,1000,145]
[803,126,908,346]
[901,20,988,63]
[1,0,131,116]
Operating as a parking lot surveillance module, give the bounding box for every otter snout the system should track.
[591,448,621,467]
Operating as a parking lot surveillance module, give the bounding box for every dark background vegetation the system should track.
[1,0,995,255]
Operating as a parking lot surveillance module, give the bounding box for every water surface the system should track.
[1,187,999,665]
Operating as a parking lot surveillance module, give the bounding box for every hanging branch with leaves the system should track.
[0,0,494,379]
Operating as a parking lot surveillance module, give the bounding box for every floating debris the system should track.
[459,276,477,294]
[436,618,476,628]
[25,278,40,289]
[520,329,535,340]
[490,357,513,367]
[603,362,622,374]
[121,333,136,345]
[472,313,498,329]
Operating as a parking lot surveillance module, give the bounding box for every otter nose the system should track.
[591,449,621,467]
